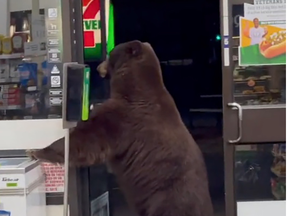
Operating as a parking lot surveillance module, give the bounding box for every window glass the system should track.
[235,143,286,201]
[0,1,63,120]
[232,1,286,105]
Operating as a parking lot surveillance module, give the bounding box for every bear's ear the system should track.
[126,40,142,57]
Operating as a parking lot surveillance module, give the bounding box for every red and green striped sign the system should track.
[83,0,115,60]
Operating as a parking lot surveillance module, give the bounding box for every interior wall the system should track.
[0,120,66,150]
[0,0,9,35]
[46,205,67,216]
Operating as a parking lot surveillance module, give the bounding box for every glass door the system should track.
[221,0,286,216]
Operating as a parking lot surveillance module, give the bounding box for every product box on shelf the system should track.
[9,59,22,81]
[1,85,21,106]
[0,85,22,110]
[0,158,46,216]
[0,60,9,81]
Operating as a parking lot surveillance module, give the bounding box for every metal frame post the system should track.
[62,1,91,216]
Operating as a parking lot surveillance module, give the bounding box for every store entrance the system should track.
[96,0,225,216]
[73,0,286,214]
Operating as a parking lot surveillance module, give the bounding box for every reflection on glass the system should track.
[235,143,286,201]
[233,63,286,105]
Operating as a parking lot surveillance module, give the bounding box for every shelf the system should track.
[0,105,22,110]
[234,92,280,97]
[24,51,47,58]
[0,52,46,60]
[0,53,24,60]
[0,78,20,84]
[233,79,271,83]
[234,93,268,96]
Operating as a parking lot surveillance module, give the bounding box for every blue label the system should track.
[19,63,38,86]
[0,210,11,216]
[223,36,229,48]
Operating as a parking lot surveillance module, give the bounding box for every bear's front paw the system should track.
[97,60,108,78]
[26,149,62,166]
[26,149,38,160]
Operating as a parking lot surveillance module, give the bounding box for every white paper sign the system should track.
[31,15,46,41]
[41,163,64,193]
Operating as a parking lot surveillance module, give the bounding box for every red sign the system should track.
[41,163,64,193]
[83,0,100,48]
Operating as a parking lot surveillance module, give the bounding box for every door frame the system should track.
[66,0,110,216]
[61,0,91,215]
[220,0,286,215]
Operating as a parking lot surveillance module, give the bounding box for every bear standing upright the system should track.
[28,40,213,216]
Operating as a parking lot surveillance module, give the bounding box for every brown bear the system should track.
[27,40,213,216]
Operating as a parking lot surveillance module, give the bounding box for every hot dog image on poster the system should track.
[238,0,286,66]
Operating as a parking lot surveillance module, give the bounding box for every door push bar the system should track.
[227,102,243,144]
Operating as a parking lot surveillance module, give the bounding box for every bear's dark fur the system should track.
[28,40,213,216]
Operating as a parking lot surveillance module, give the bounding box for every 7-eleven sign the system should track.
[82,0,115,60]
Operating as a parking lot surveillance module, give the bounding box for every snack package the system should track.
[28,63,38,86]
[0,85,7,108]
[9,59,21,80]
[259,30,286,59]
[272,144,286,159]
[0,34,5,55]
[271,178,286,200]
[19,63,30,86]
[279,144,286,155]
[19,63,38,87]
[271,158,286,177]
[25,93,35,108]
[25,93,39,114]
[6,85,21,106]
[0,60,9,80]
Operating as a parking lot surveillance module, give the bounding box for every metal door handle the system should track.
[227,102,243,144]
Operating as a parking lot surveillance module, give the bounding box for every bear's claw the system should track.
[26,149,38,160]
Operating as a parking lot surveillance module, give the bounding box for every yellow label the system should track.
[2,37,13,54]
[0,35,5,54]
